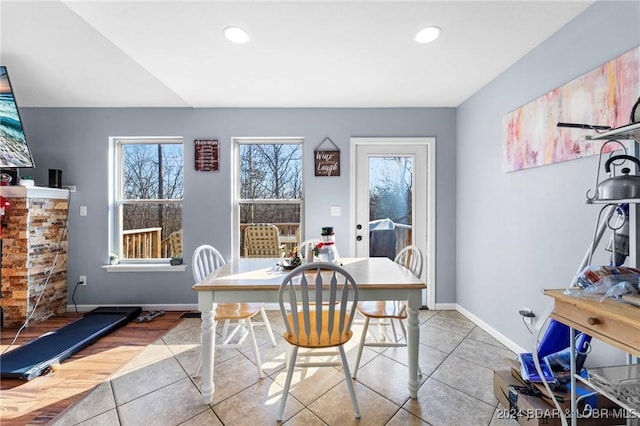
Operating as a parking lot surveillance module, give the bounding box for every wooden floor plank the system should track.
[0,311,184,425]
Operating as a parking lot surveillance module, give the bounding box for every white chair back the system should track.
[298,239,320,258]
[394,245,423,278]
[279,262,358,347]
[277,262,361,420]
[192,244,226,283]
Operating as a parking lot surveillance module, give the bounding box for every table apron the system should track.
[197,288,422,305]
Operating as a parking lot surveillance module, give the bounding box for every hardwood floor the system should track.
[0,310,185,425]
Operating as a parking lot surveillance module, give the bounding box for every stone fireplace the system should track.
[1,186,69,328]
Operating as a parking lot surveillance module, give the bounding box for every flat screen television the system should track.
[0,66,35,168]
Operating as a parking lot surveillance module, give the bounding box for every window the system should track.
[112,137,183,262]
[234,138,303,257]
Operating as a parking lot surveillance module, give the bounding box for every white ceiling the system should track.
[0,0,594,108]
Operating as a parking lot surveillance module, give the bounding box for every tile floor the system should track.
[51,310,520,426]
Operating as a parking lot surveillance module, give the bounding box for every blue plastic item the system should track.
[537,319,571,359]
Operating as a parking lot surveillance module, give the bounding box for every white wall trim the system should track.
[102,264,188,272]
[69,303,198,313]
[434,302,456,310]
[456,304,526,355]
[349,137,437,310]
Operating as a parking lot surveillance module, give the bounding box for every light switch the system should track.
[80,206,87,216]
[331,206,341,217]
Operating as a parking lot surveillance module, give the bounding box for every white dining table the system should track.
[192,257,426,405]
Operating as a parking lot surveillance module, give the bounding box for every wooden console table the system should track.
[545,289,640,425]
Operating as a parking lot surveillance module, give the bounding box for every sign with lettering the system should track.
[314,137,340,177]
[315,150,340,176]
[194,139,219,172]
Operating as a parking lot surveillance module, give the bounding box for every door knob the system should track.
[356,235,362,241]
[356,224,362,230]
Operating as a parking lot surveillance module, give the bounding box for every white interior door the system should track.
[350,137,435,309]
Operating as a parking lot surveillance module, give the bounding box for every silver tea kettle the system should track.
[597,154,640,201]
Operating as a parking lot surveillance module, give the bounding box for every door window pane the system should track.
[369,156,413,258]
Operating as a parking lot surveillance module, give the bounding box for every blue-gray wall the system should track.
[457,0,640,362]
[18,108,457,306]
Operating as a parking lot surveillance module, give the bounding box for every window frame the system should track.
[109,136,184,266]
[232,137,304,258]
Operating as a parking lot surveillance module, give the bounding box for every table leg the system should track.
[570,326,577,426]
[407,289,421,398]
[199,292,216,405]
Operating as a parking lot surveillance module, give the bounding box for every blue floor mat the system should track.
[1,307,141,380]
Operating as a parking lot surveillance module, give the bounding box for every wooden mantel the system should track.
[1,186,70,328]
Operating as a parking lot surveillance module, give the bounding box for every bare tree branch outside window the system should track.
[238,141,303,257]
[118,140,183,259]
[240,143,301,224]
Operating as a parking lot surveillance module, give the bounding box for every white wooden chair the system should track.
[352,245,424,379]
[277,262,360,422]
[298,238,320,259]
[192,244,276,377]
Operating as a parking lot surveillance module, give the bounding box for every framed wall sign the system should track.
[314,137,340,176]
[194,139,219,172]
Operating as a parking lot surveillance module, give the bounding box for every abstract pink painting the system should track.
[503,47,639,172]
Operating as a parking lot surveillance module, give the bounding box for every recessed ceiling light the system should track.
[414,26,441,44]
[223,26,250,44]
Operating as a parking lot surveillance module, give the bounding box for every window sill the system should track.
[102,264,188,272]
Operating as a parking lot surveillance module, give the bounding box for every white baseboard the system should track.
[434,302,457,310]
[68,303,198,313]
[455,304,526,354]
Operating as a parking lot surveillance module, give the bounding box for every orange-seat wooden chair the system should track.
[352,245,424,379]
[192,244,276,378]
[276,262,360,422]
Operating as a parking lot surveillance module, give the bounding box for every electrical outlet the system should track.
[79,275,87,286]
[518,307,535,325]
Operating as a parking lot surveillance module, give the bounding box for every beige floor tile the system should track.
[354,352,426,406]
[111,355,188,405]
[418,308,438,322]
[308,380,399,426]
[112,339,176,376]
[272,363,347,406]
[386,408,430,425]
[170,343,201,377]
[404,378,495,426]
[193,351,264,405]
[431,353,497,405]
[426,311,476,335]
[241,335,288,376]
[118,377,209,425]
[451,338,517,371]
[468,326,510,350]
[376,341,449,377]
[213,377,304,425]
[50,381,116,426]
[51,312,520,426]
[281,408,327,425]
[162,322,201,346]
[419,322,467,353]
[179,408,223,425]
[75,408,119,426]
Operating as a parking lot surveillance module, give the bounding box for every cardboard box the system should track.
[494,370,627,426]
[508,367,617,413]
